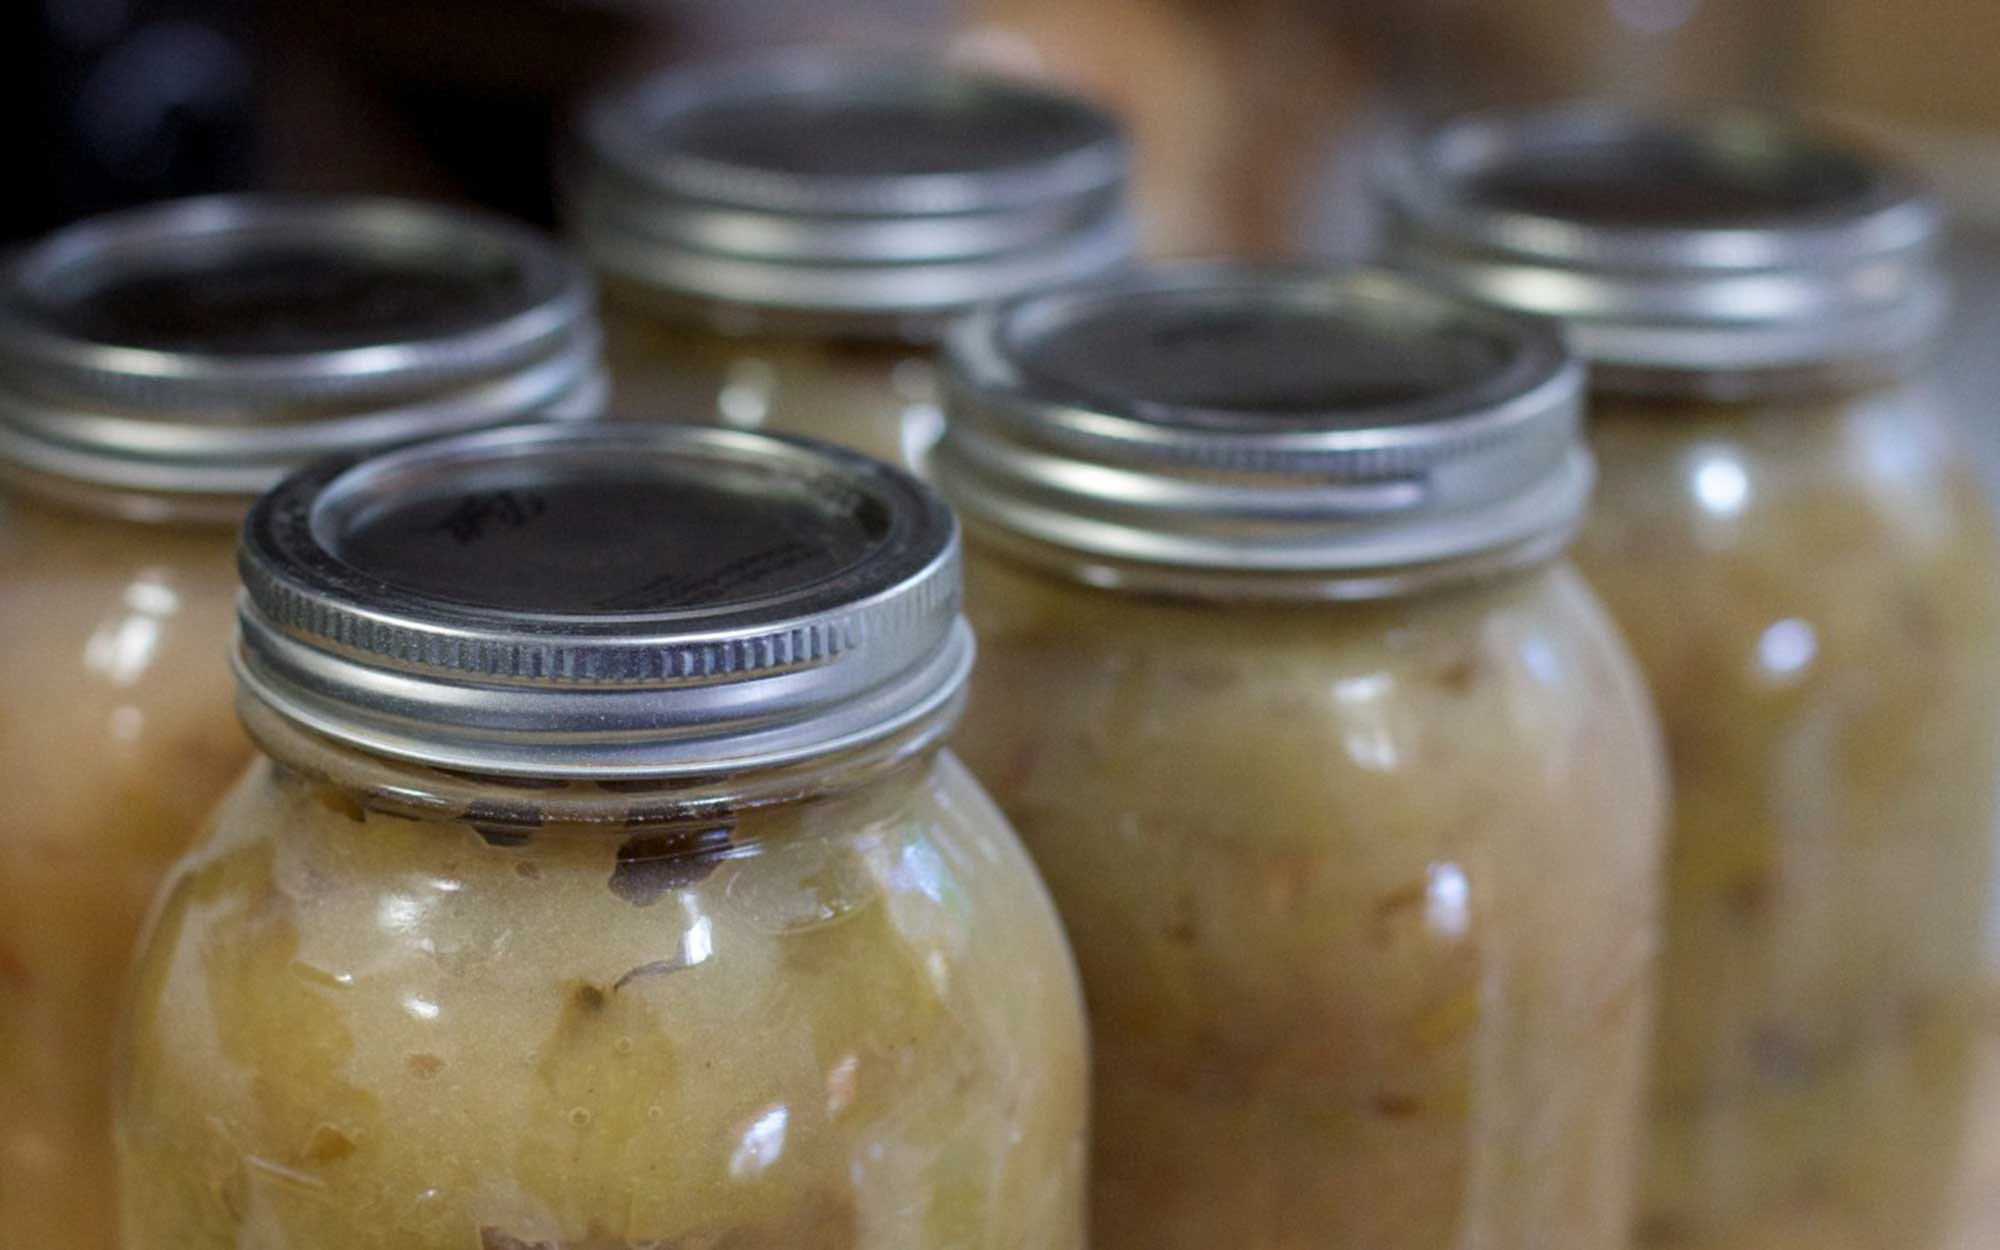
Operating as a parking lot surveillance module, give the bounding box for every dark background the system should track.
[13,0,2000,473]
[13,0,2000,254]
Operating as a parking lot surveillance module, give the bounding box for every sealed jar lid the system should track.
[237,422,969,777]
[1382,105,1945,380]
[0,195,604,509]
[933,263,1587,598]
[568,52,1134,330]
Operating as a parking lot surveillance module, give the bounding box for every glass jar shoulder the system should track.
[597,290,939,470]
[954,548,1666,1249]
[958,546,1665,852]
[0,488,249,1250]
[1576,385,2000,891]
[1579,384,2000,1246]
[0,487,243,721]
[0,489,246,848]
[117,750,1086,1250]
[1579,386,2000,674]
[957,549,1667,1015]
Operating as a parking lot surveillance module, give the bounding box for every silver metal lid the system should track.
[932,263,1588,598]
[236,422,970,777]
[1382,105,1946,378]
[0,195,605,504]
[568,53,1134,329]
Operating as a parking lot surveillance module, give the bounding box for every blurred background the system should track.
[15,0,2000,476]
[10,1,2000,1238]
[15,1,2000,246]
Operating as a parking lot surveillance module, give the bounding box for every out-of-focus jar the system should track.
[566,53,1133,469]
[1387,107,2000,1250]
[933,263,1668,1250]
[0,195,602,1250]
[115,422,1088,1250]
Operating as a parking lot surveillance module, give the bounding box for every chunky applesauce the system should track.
[596,286,943,471]
[0,489,244,1250]
[933,262,1669,1250]
[0,193,600,1250]
[1385,104,2000,1250]
[118,709,1086,1250]
[1578,388,2000,1249]
[955,550,1664,1250]
[113,421,1088,1250]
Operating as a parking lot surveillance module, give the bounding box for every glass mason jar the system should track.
[1387,108,2000,1250]
[114,423,1088,1250]
[931,264,1669,1250]
[0,195,602,1250]
[565,53,1134,470]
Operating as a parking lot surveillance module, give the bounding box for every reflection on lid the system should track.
[1005,280,1513,430]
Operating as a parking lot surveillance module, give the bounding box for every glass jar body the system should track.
[952,548,1668,1250]
[0,486,247,1250]
[115,714,1089,1250]
[1573,382,2000,1250]
[599,287,940,472]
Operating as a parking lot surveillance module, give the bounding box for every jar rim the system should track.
[0,194,606,500]
[566,51,1135,323]
[931,261,1590,598]
[1382,103,1947,377]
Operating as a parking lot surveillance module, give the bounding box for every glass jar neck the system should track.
[0,461,249,529]
[1585,339,1935,406]
[237,691,960,831]
[959,517,1571,606]
[599,273,948,351]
